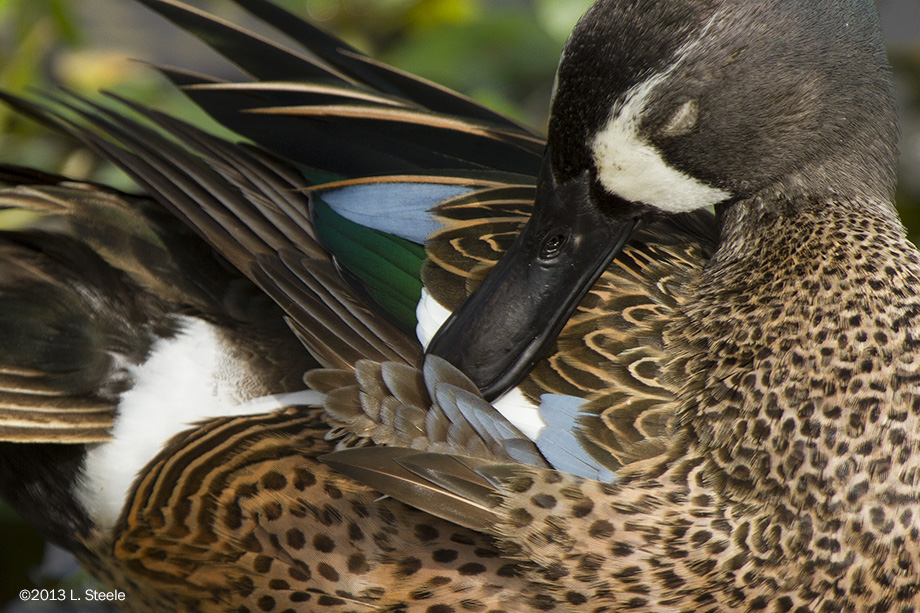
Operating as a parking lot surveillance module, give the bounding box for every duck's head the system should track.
[428,0,898,399]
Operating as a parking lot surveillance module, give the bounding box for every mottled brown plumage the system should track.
[83,410,572,612]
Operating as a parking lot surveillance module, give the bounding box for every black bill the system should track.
[426,159,639,400]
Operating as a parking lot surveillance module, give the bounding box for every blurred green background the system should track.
[0,0,918,609]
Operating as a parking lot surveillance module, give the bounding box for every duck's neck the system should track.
[677,194,920,507]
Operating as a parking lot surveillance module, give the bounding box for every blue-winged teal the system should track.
[0,0,916,611]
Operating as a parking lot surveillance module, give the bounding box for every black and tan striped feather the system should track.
[0,183,192,443]
[0,234,143,443]
[223,0,534,130]
[130,0,544,177]
[137,0,537,130]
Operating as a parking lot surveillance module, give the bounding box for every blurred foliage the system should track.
[0,0,919,609]
[891,46,920,239]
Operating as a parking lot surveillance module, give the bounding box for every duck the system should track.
[0,0,714,610]
[0,0,913,612]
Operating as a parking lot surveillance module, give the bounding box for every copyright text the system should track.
[19,589,126,602]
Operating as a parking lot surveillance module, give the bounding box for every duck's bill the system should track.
[426,164,638,400]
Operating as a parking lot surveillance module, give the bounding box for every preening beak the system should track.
[426,156,640,400]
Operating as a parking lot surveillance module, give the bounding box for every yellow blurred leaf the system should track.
[52,50,141,92]
[406,0,480,29]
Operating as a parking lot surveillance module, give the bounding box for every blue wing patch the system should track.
[319,182,474,243]
[535,394,618,483]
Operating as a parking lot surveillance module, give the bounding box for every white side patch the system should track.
[76,317,321,531]
[590,16,731,213]
[415,288,452,350]
[492,387,546,441]
[233,390,323,415]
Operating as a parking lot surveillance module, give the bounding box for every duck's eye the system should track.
[540,233,568,260]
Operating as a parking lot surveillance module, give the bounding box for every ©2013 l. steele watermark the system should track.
[19,588,126,603]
